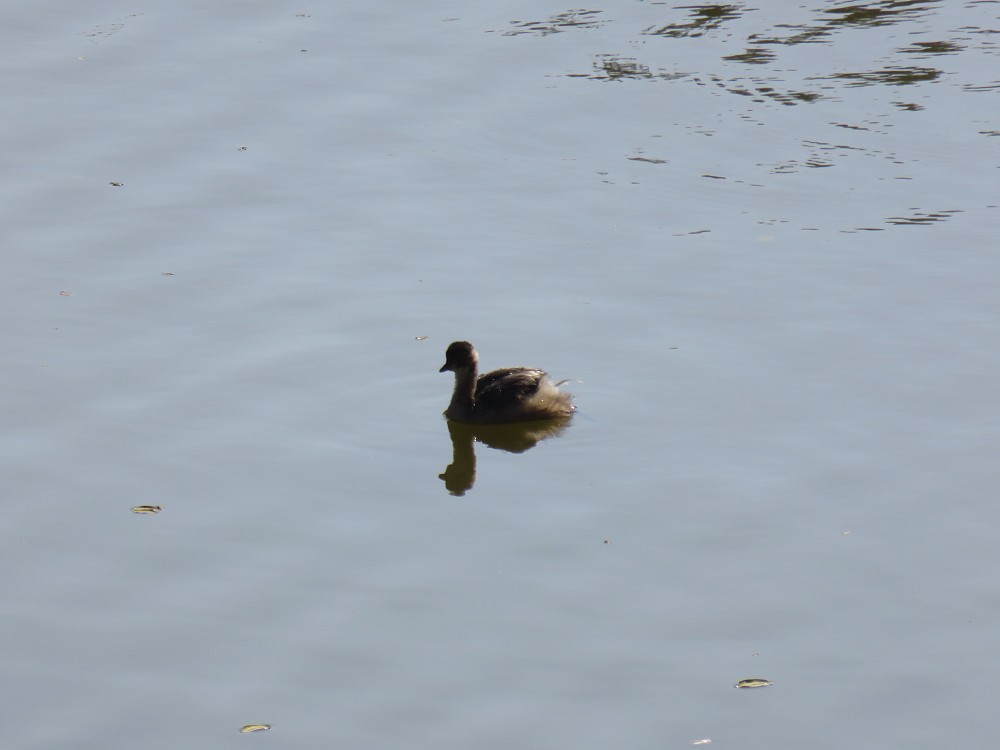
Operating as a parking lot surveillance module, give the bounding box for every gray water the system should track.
[3,1,999,748]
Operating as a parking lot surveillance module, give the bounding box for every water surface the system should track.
[3,1,999,748]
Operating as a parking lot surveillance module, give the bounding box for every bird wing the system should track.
[474,367,545,408]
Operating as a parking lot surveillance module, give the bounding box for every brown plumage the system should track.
[439,341,575,424]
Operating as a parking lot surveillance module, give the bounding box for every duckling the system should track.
[439,341,574,424]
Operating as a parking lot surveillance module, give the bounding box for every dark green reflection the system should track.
[644,4,746,38]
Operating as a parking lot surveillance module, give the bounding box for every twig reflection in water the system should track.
[439,417,573,496]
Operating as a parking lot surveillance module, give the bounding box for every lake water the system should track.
[3,1,999,748]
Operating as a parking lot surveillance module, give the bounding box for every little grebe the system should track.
[439,341,574,424]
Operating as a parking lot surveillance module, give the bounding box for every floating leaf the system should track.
[735,678,773,688]
[131,505,162,514]
[240,725,271,733]
[692,740,713,745]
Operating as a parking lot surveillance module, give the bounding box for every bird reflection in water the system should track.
[439,416,572,496]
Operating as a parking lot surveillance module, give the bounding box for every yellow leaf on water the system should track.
[735,678,773,688]
[131,505,162,514]
[240,724,271,733]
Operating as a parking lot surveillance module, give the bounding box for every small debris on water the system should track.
[240,725,271,733]
[735,678,772,689]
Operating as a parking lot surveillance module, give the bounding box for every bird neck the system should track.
[447,363,479,419]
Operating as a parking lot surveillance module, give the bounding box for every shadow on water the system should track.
[438,417,573,496]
